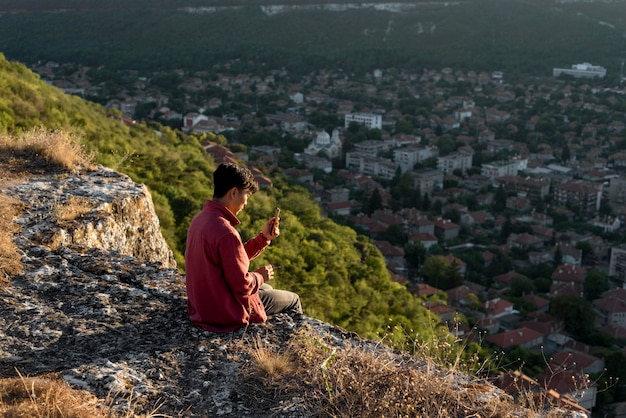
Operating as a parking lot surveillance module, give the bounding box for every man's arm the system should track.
[221,233,264,296]
[244,216,280,259]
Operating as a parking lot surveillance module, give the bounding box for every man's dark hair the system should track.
[213,163,258,198]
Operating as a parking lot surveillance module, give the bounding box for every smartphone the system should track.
[272,208,280,234]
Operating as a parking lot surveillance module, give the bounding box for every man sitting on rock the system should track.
[185,162,302,332]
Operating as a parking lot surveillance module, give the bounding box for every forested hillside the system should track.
[0,0,624,79]
[0,53,459,348]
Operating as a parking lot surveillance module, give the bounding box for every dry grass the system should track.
[0,371,168,418]
[240,327,561,418]
[54,195,95,224]
[0,194,24,288]
[0,371,107,418]
[249,335,295,380]
[0,128,96,288]
[0,128,95,173]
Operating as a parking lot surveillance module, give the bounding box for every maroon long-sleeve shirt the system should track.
[185,200,270,332]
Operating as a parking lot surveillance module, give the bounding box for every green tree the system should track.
[382,224,406,246]
[510,275,535,297]
[437,136,456,155]
[561,144,571,162]
[404,241,426,270]
[493,185,507,212]
[550,295,595,338]
[366,188,384,215]
[420,255,463,290]
[584,269,609,301]
[575,241,592,260]
[553,245,562,267]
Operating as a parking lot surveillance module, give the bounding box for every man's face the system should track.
[231,188,251,215]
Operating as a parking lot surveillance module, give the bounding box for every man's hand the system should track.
[256,264,275,281]
[262,216,280,241]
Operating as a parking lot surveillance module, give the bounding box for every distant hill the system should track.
[0,0,624,79]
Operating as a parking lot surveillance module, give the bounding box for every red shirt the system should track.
[185,200,270,331]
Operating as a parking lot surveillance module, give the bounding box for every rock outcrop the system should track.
[0,165,585,417]
[0,165,314,416]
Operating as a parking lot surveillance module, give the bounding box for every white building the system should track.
[411,169,444,195]
[437,148,474,174]
[353,140,389,157]
[553,62,607,79]
[344,112,383,130]
[481,158,528,180]
[345,152,399,180]
[393,146,439,173]
[304,129,342,159]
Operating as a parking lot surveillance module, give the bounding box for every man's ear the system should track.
[226,187,239,200]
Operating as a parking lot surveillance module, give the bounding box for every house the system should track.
[460,210,494,227]
[375,241,405,267]
[522,294,550,314]
[493,370,591,415]
[493,270,524,288]
[593,288,626,327]
[325,201,351,216]
[283,168,314,184]
[434,218,460,241]
[413,217,435,235]
[485,327,544,350]
[507,233,544,250]
[550,264,586,298]
[412,283,440,298]
[550,350,605,375]
[520,312,564,335]
[408,232,438,250]
[446,283,485,308]
[536,368,597,411]
[425,302,456,322]
[481,297,516,319]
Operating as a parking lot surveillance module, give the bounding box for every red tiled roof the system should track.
[485,327,544,349]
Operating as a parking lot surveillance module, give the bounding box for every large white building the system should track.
[481,158,528,180]
[553,63,607,79]
[437,148,474,174]
[393,146,439,173]
[344,112,382,130]
[345,152,399,180]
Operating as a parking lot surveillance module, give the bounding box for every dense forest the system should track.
[0,0,625,80]
[0,54,470,357]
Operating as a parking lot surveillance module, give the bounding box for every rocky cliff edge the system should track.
[0,163,584,417]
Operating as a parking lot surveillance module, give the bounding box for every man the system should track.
[185,162,302,332]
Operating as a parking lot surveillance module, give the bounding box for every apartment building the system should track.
[495,175,550,203]
[481,158,528,180]
[344,112,383,130]
[411,169,444,195]
[393,146,438,173]
[436,148,473,174]
[608,176,626,207]
[345,152,399,180]
[552,62,607,79]
[553,180,602,217]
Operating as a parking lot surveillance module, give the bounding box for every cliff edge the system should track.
[0,159,581,417]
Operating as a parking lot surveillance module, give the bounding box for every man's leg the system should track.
[259,283,303,316]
